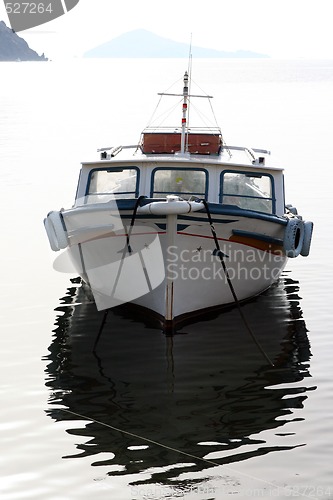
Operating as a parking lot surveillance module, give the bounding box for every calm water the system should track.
[1,59,333,499]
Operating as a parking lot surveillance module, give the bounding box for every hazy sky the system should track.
[1,0,332,59]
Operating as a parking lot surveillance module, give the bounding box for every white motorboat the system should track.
[44,71,313,330]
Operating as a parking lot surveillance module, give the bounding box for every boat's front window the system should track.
[220,171,274,213]
[151,168,207,200]
[86,167,139,203]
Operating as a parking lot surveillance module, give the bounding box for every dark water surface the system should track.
[44,275,314,494]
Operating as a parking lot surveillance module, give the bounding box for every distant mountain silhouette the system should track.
[0,21,47,61]
[84,30,268,58]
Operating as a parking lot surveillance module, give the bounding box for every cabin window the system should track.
[220,171,274,214]
[151,168,207,200]
[86,167,139,202]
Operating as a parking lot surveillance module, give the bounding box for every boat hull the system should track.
[61,202,288,327]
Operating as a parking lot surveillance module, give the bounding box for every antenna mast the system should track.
[180,71,189,154]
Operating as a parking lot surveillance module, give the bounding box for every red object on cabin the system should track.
[141,132,222,155]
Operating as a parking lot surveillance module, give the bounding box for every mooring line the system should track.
[202,200,274,368]
[62,408,220,467]
[93,196,147,352]
[60,408,315,498]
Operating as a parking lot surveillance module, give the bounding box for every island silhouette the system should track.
[0,20,47,61]
[84,29,269,58]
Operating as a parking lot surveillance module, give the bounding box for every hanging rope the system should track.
[126,195,146,254]
[93,196,147,352]
[202,200,274,368]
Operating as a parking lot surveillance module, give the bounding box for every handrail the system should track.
[226,145,271,155]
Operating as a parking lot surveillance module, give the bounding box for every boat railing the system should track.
[96,142,270,161]
[97,145,141,159]
[227,145,271,155]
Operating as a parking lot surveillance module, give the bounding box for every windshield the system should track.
[220,171,274,214]
[86,168,139,203]
[152,168,207,200]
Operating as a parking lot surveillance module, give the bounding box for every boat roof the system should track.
[82,140,283,172]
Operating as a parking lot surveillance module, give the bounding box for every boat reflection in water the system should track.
[44,273,314,488]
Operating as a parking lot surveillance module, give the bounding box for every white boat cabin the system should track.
[74,132,286,218]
